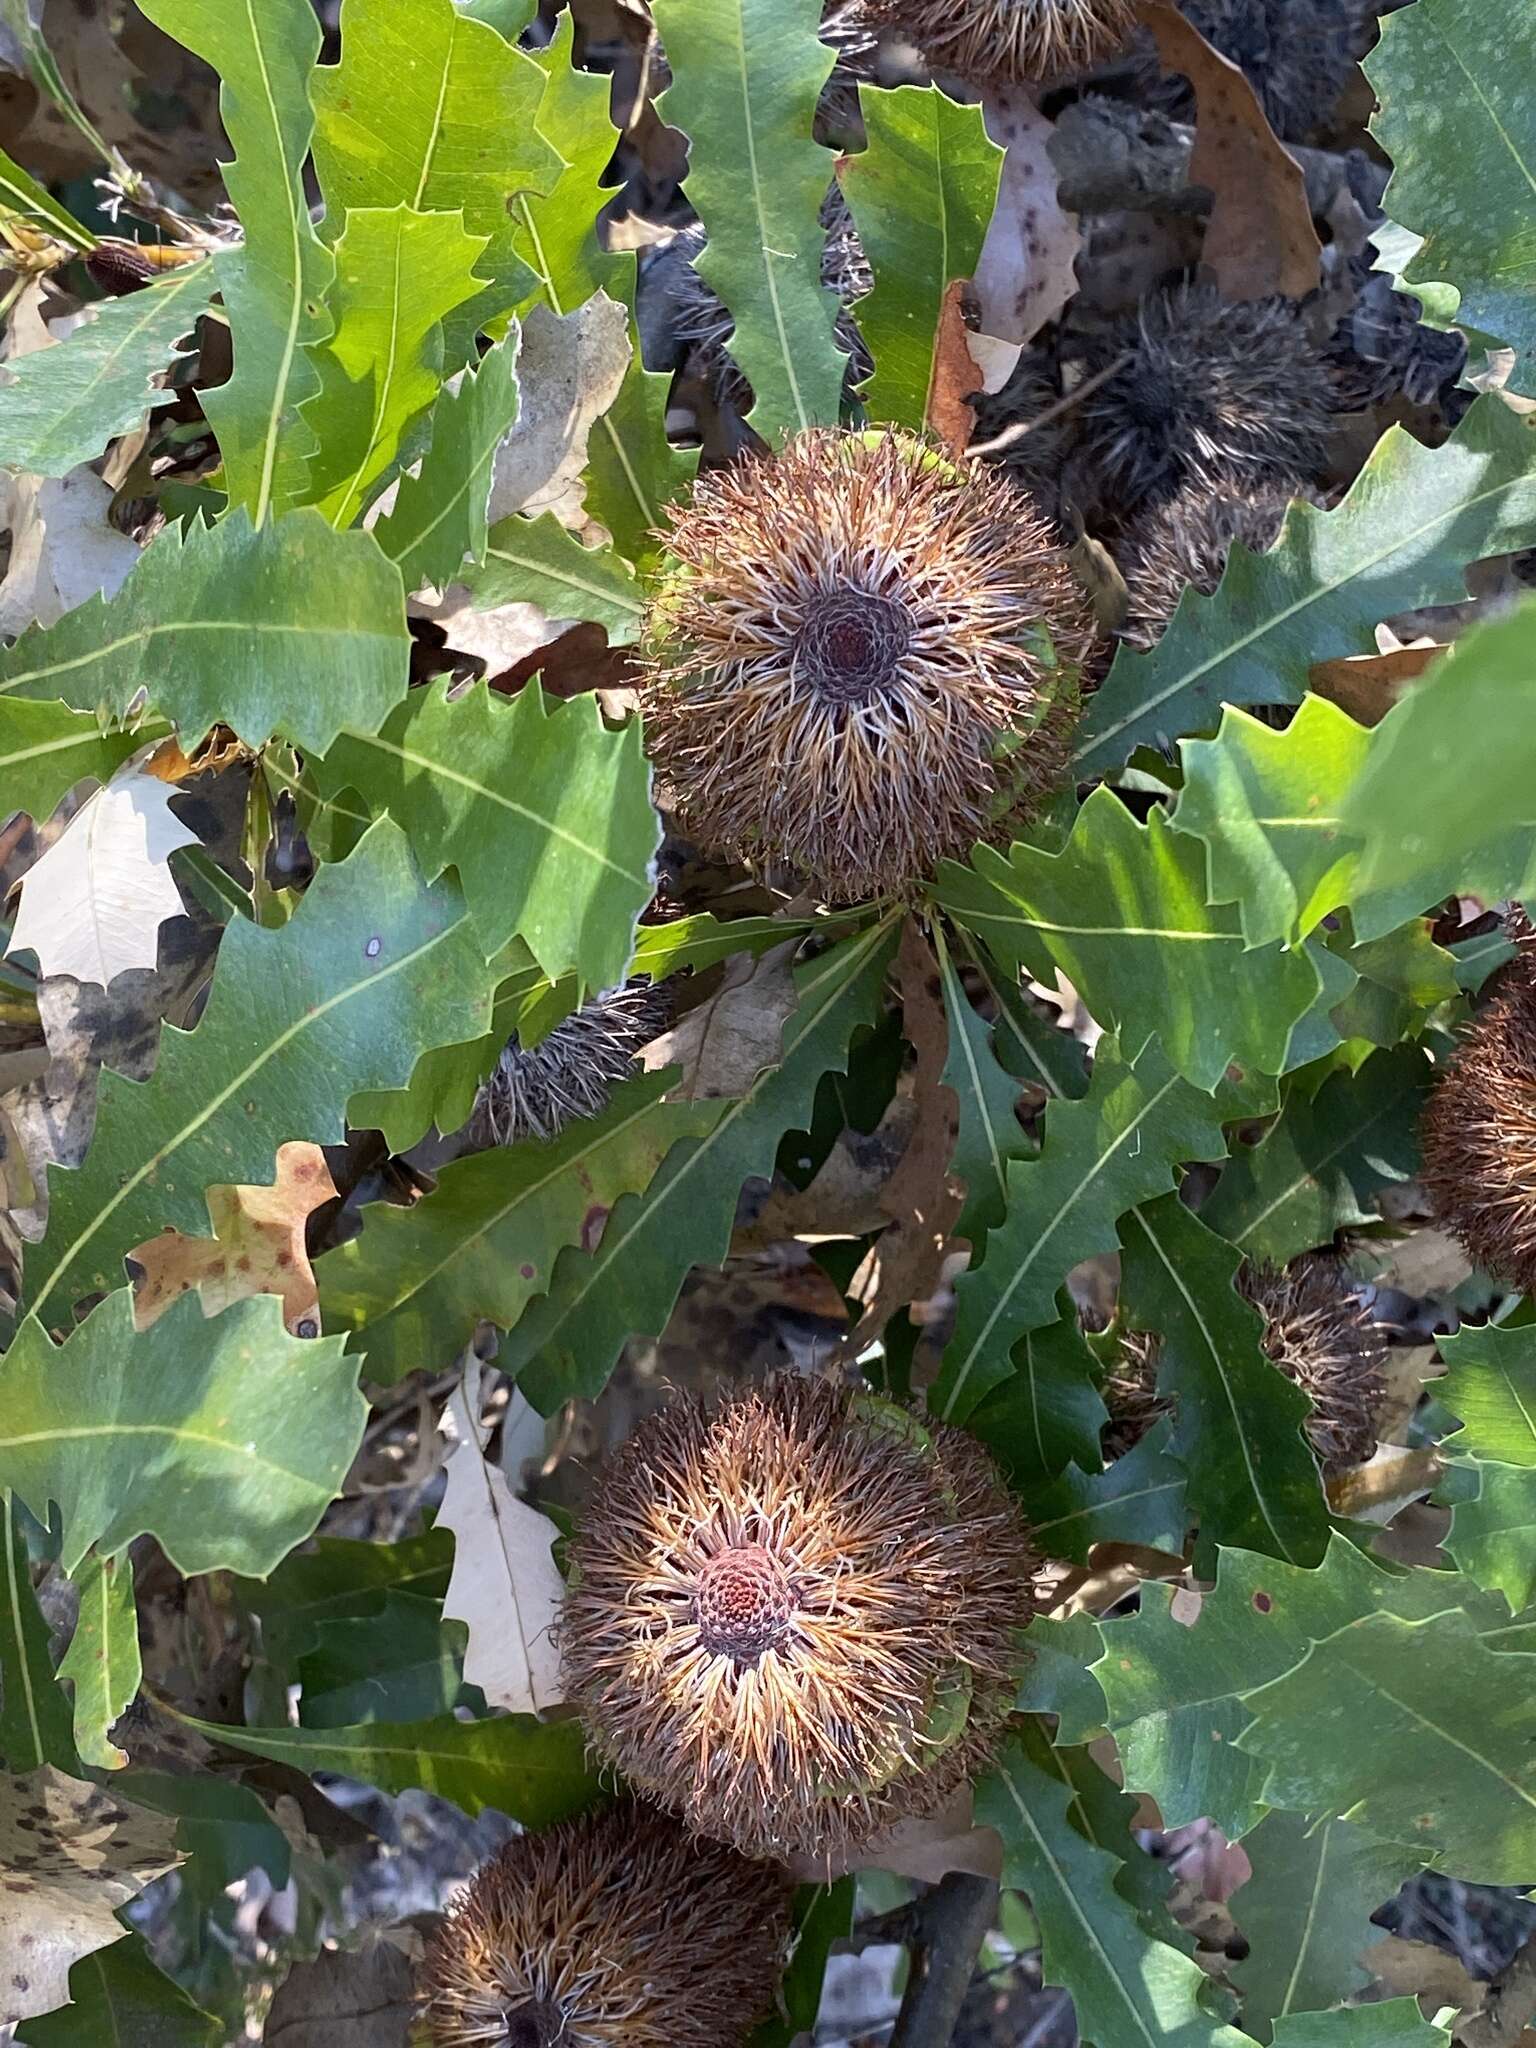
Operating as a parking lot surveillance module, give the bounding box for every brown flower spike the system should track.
[561,1376,1037,1862]
[1422,935,1536,1291]
[419,1804,790,2048]
[863,0,1136,81]
[642,430,1093,903]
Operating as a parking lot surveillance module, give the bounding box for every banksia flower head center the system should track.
[561,1375,1037,1862]
[863,0,1137,82]
[419,1803,790,2048]
[641,429,1094,904]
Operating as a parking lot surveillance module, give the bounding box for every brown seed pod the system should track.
[467,978,673,1148]
[1069,284,1333,524]
[1102,1259,1385,1472]
[1117,474,1322,649]
[1422,938,1536,1292]
[641,428,1095,903]
[561,1376,1038,1862]
[419,1803,791,2048]
[863,0,1137,82]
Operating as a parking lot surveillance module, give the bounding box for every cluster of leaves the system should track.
[0,0,1534,2042]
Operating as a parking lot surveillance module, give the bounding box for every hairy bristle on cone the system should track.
[1422,940,1536,1292]
[1177,0,1362,142]
[863,0,1136,82]
[560,1376,1038,1862]
[1070,284,1333,523]
[467,979,672,1148]
[1103,1260,1384,1472]
[419,1805,790,2048]
[641,429,1095,903]
[1118,474,1319,648]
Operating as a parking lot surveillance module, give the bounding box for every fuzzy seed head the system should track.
[1422,941,1536,1293]
[641,429,1094,903]
[560,1376,1038,1861]
[1119,474,1319,648]
[1071,285,1332,523]
[420,1804,791,2048]
[468,980,671,1149]
[864,0,1137,82]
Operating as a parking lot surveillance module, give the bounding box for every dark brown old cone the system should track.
[863,0,1137,81]
[1422,932,1536,1291]
[419,1803,791,2048]
[641,429,1095,904]
[561,1375,1037,1862]
[1103,1258,1385,1473]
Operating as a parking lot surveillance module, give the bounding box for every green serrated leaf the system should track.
[0,507,408,756]
[1028,1419,1189,1565]
[1340,601,1536,921]
[170,1705,599,1825]
[137,0,334,524]
[463,511,644,642]
[373,327,520,589]
[1120,1196,1328,1571]
[1016,1611,1109,1739]
[931,1044,1226,1424]
[1229,1812,1423,2042]
[965,934,1090,1100]
[654,0,845,437]
[0,264,215,478]
[0,145,94,249]
[1439,1321,1536,1464]
[234,1526,455,1683]
[1019,1720,1183,1938]
[0,1492,78,1773]
[1073,399,1536,778]
[25,818,495,1323]
[297,1590,468,1727]
[1095,1537,1492,1840]
[839,85,1000,428]
[1172,696,1375,949]
[974,1731,1252,2048]
[1271,2003,1450,2048]
[1368,0,1536,392]
[968,1303,1108,1492]
[937,791,1321,1092]
[14,1930,220,2048]
[505,919,899,1412]
[58,1550,140,1771]
[0,701,148,827]
[515,14,616,314]
[1203,1044,1431,1264]
[1238,1607,1536,1880]
[300,205,489,528]
[309,680,657,989]
[319,1069,725,1383]
[632,911,835,981]
[1445,1464,1536,1613]
[311,0,558,353]
[582,264,698,566]
[934,923,1032,1247]
[0,1290,366,1577]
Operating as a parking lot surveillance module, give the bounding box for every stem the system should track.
[888,1872,999,2048]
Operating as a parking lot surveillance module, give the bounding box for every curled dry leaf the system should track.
[1137,0,1321,302]
[487,294,632,534]
[973,90,1082,362]
[642,941,800,1101]
[926,279,983,459]
[263,1937,414,2048]
[0,1765,182,2025]
[130,1141,340,1335]
[0,468,140,640]
[436,1376,565,1717]
[7,770,197,988]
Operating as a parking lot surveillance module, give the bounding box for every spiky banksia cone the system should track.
[1422,937,1536,1292]
[467,979,672,1149]
[863,0,1137,82]
[419,1804,791,2048]
[1118,474,1320,649]
[1103,1259,1385,1473]
[561,1376,1037,1862]
[641,430,1094,904]
[1070,284,1332,523]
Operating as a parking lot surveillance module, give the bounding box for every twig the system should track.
[1458,1931,1536,2048]
[888,1872,999,2048]
[967,352,1132,459]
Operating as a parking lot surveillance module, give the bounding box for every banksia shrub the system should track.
[1070,285,1332,522]
[1118,475,1317,648]
[1103,1260,1385,1472]
[641,429,1094,903]
[1422,937,1536,1291]
[467,979,672,1148]
[560,1375,1037,1861]
[419,1804,791,2048]
[864,0,1137,82]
